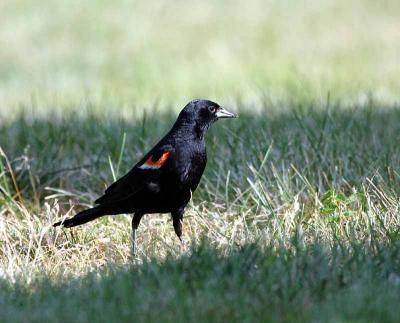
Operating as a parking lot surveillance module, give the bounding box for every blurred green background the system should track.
[1,0,399,113]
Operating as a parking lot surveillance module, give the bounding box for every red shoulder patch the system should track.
[139,151,171,170]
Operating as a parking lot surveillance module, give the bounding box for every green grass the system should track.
[1,102,400,321]
[2,240,400,322]
[1,0,400,321]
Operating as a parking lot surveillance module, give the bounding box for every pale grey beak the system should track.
[215,107,237,119]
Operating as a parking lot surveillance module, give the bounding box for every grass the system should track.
[1,0,400,321]
[2,241,400,322]
[1,102,400,321]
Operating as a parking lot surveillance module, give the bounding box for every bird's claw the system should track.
[179,237,189,251]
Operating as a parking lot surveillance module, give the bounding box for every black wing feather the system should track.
[94,145,174,205]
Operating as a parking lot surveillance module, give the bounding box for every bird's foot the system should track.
[179,236,189,251]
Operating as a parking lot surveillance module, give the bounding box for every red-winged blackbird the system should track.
[53,99,236,252]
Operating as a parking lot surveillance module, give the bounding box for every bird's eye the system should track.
[208,106,216,113]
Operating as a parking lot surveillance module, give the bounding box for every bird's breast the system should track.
[184,152,207,189]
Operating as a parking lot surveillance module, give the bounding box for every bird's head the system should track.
[176,99,237,137]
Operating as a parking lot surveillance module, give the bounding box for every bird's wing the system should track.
[94,145,174,205]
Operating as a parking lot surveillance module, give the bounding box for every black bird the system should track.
[53,99,237,253]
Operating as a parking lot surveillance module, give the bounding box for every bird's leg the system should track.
[132,225,136,257]
[172,209,185,246]
[131,213,143,258]
[131,221,137,257]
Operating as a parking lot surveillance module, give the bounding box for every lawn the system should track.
[0,1,400,322]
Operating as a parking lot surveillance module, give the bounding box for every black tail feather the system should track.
[53,205,105,228]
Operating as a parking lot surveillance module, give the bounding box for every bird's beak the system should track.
[215,107,237,119]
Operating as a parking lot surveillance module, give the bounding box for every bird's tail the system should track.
[53,205,106,228]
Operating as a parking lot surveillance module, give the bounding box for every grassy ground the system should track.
[1,103,400,322]
[1,0,400,322]
[2,241,400,322]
